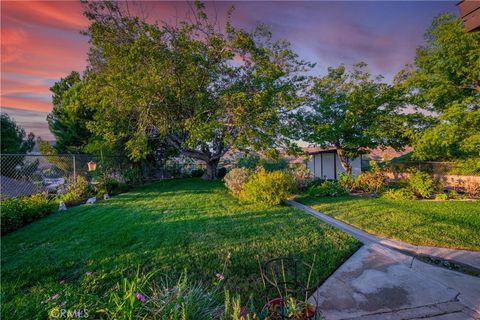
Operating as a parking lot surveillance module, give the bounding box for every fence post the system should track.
[73,155,77,186]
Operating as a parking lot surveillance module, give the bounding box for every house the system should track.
[457,0,480,32]
[304,147,362,180]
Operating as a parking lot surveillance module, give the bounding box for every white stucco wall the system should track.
[307,153,361,179]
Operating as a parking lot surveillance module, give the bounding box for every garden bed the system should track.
[1,178,360,318]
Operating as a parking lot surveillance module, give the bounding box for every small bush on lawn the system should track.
[240,168,295,205]
[381,188,416,200]
[407,170,435,199]
[290,164,314,191]
[60,176,94,203]
[1,193,56,234]
[357,161,386,194]
[224,168,253,196]
[435,193,448,201]
[308,180,347,197]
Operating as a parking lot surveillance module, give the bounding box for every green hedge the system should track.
[1,194,56,235]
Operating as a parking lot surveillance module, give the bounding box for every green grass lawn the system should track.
[1,178,359,318]
[297,195,480,250]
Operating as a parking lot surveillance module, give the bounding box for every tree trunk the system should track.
[336,149,352,176]
[202,159,220,180]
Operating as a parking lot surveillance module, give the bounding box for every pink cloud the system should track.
[1,95,52,112]
[1,78,51,96]
[0,0,456,114]
[2,1,88,31]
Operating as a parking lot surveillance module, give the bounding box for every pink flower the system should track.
[85,272,92,276]
[59,280,65,284]
[215,273,225,281]
[42,294,60,304]
[135,292,146,304]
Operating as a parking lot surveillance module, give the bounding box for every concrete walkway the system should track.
[288,201,480,319]
[309,244,480,319]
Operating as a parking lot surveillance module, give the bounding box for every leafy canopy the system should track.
[81,1,311,178]
[295,63,409,172]
[48,71,94,154]
[0,113,35,178]
[0,113,35,155]
[397,14,480,160]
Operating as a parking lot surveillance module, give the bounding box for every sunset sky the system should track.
[1,1,458,140]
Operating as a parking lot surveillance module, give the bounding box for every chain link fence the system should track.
[0,154,219,199]
[1,154,76,198]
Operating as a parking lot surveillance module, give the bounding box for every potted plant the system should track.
[262,296,316,319]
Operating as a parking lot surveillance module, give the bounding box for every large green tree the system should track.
[397,14,480,160]
[0,113,35,177]
[81,1,311,179]
[48,71,93,154]
[294,63,409,174]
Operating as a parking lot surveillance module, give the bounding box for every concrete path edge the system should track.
[287,200,480,272]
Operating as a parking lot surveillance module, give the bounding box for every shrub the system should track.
[239,168,295,205]
[60,176,93,203]
[307,180,347,197]
[357,161,386,193]
[407,170,435,198]
[95,176,130,196]
[290,164,314,191]
[1,193,56,234]
[435,193,448,201]
[447,190,467,200]
[381,188,416,200]
[121,166,143,185]
[338,173,358,192]
[224,168,253,196]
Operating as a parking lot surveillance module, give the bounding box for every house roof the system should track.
[303,146,338,155]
